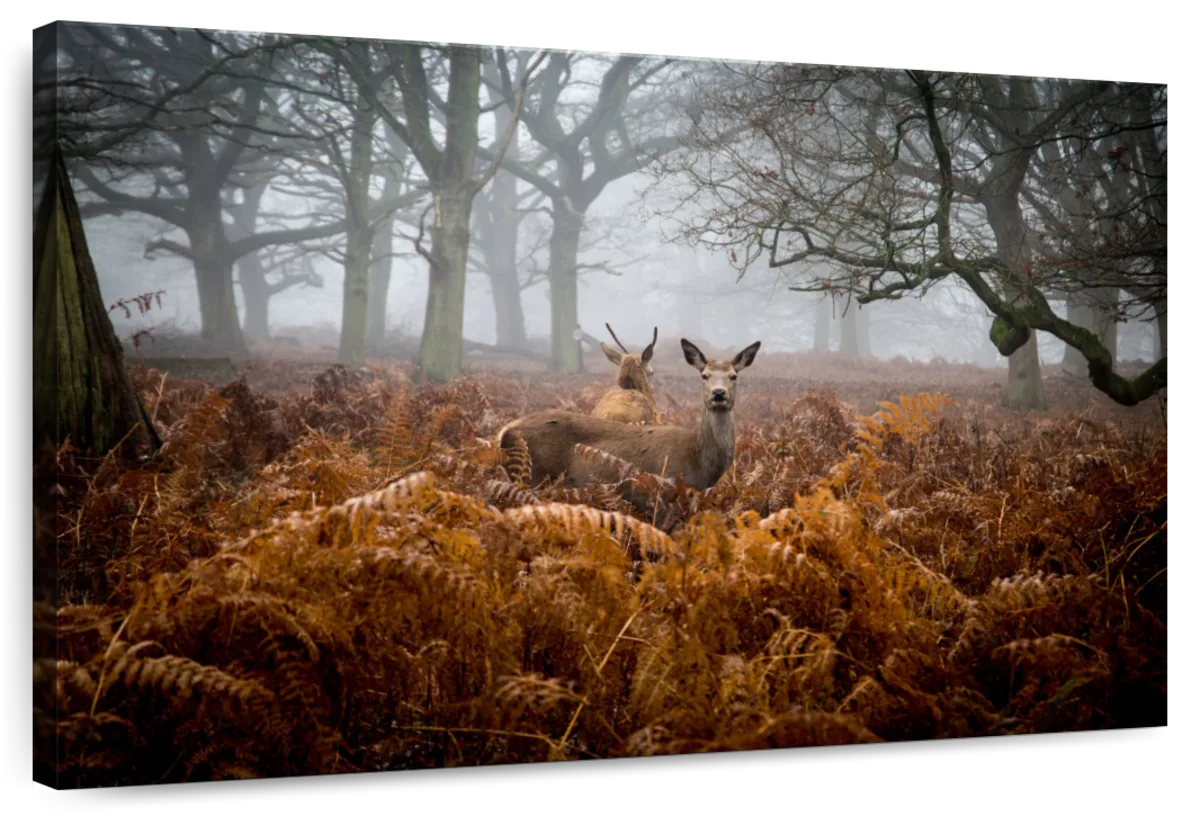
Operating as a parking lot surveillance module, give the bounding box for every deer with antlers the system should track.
[592,323,661,424]
[499,339,761,506]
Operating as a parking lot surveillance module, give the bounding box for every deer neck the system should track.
[697,405,735,485]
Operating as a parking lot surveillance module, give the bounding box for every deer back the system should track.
[592,386,659,424]
[499,410,711,488]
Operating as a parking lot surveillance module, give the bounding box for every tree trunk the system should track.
[338,102,377,366]
[984,197,1047,411]
[366,224,394,351]
[367,131,405,351]
[1063,288,1118,377]
[487,191,527,348]
[193,252,247,358]
[1155,299,1166,360]
[547,211,583,373]
[34,149,160,457]
[812,296,830,352]
[238,252,271,340]
[491,262,526,348]
[998,277,1047,410]
[837,295,859,356]
[1156,304,1166,357]
[856,301,871,358]
[338,223,373,365]
[418,193,473,382]
[229,183,271,341]
[486,102,527,348]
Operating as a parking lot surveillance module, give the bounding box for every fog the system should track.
[90,185,1158,368]
[57,28,1163,383]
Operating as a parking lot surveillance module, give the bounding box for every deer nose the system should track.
[711,388,728,401]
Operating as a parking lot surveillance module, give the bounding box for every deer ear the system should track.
[642,327,658,364]
[600,342,623,366]
[680,338,707,371]
[732,341,761,371]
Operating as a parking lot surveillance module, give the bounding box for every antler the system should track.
[605,323,629,354]
[647,327,658,350]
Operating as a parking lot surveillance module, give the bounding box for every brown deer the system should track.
[593,324,660,424]
[499,338,761,500]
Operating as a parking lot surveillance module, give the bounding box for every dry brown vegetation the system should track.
[34,351,1166,787]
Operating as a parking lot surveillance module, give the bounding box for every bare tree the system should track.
[60,26,279,356]
[481,51,692,372]
[225,180,324,339]
[367,128,414,351]
[57,25,395,357]
[279,39,412,365]
[658,64,1165,407]
[1021,81,1167,371]
[332,43,544,380]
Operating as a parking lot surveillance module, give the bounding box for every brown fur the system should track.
[501,338,762,494]
[593,326,660,424]
[592,389,659,425]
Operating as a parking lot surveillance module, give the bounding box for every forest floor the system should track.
[35,349,1167,786]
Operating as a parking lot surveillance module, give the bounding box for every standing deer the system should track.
[499,338,761,498]
[593,324,660,424]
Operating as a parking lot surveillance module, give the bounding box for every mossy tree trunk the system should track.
[982,179,1047,411]
[34,150,160,457]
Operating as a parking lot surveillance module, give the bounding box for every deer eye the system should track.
[701,373,710,380]
[730,374,738,381]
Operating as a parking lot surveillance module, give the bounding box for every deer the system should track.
[499,338,761,514]
[592,323,661,424]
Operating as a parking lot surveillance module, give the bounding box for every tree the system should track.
[35,148,160,457]
[58,26,278,357]
[482,51,692,372]
[225,180,325,339]
[1021,82,1167,367]
[367,128,413,351]
[660,64,1165,407]
[58,25,411,358]
[284,39,394,365]
[461,58,542,349]
[332,43,543,381]
[469,177,536,348]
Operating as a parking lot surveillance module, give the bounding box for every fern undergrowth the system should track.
[35,361,1166,786]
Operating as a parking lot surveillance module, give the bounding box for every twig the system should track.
[150,370,168,424]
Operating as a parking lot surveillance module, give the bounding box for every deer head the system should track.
[601,323,657,394]
[681,338,761,412]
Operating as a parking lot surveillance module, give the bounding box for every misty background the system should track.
[49,28,1163,391]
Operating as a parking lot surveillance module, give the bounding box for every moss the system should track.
[988,314,1030,357]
